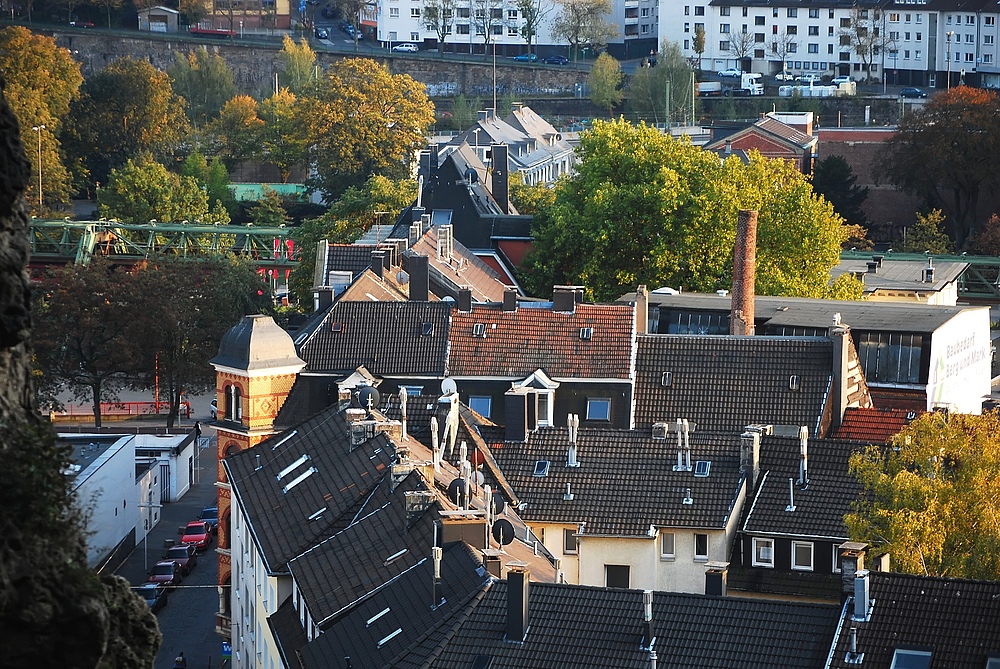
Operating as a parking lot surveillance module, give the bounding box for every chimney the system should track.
[491,144,509,214]
[421,213,432,232]
[830,317,851,429]
[525,390,538,432]
[371,250,385,280]
[409,221,422,247]
[567,413,580,466]
[317,289,333,312]
[872,254,884,267]
[705,562,728,597]
[866,261,879,274]
[740,430,761,487]
[635,284,649,334]
[405,490,435,527]
[428,143,439,177]
[502,288,517,312]
[730,209,757,336]
[641,590,655,649]
[853,570,871,621]
[436,390,459,460]
[839,542,868,601]
[506,565,530,642]
[798,425,809,486]
[458,288,473,312]
[432,545,444,608]
[552,286,577,313]
[504,388,530,442]
[438,224,454,261]
[411,206,426,225]
[477,109,489,122]
[724,140,732,156]
[923,257,935,283]
[409,254,430,302]
[483,549,502,578]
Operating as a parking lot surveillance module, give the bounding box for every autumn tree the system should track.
[969,214,1000,256]
[812,155,869,229]
[0,27,83,215]
[691,25,705,69]
[876,86,1000,249]
[846,411,1000,580]
[522,119,861,301]
[64,57,190,190]
[588,52,623,114]
[296,58,434,199]
[627,40,696,125]
[32,258,140,427]
[551,0,618,63]
[168,47,237,127]
[278,35,317,95]
[259,89,306,182]
[902,209,953,254]
[207,95,265,170]
[422,0,456,55]
[97,156,220,224]
[290,175,417,302]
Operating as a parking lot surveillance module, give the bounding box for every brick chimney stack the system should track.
[730,209,757,336]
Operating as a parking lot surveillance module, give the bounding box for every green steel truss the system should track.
[840,250,1000,300]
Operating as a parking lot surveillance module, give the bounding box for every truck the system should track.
[724,72,764,96]
[697,81,724,96]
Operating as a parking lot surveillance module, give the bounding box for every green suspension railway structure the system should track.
[29,219,298,271]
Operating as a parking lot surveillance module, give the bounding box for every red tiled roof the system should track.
[448,303,634,378]
[832,406,923,443]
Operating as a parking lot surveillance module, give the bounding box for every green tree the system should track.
[278,35,317,95]
[180,150,234,214]
[903,209,954,254]
[207,94,265,171]
[509,171,555,215]
[168,47,237,127]
[876,86,1000,249]
[31,258,139,427]
[691,25,705,69]
[98,157,213,224]
[290,175,417,303]
[846,411,1000,580]
[259,88,306,183]
[248,186,291,227]
[522,119,859,301]
[131,255,271,427]
[93,0,123,27]
[588,52,623,114]
[812,155,869,229]
[551,0,618,63]
[64,57,191,190]
[0,27,83,215]
[296,59,434,199]
[627,40,696,125]
[422,0,456,55]
[451,94,483,129]
[179,0,209,25]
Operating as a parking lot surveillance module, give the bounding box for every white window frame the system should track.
[791,541,814,571]
[563,528,578,555]
[752,537,774,567]
[694,533,709,562]
[586,397,611,421]
[399,385,423,396]
[469,395,492,418]
[660,532,675,560]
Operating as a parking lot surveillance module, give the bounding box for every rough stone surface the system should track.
[0,76,161,669]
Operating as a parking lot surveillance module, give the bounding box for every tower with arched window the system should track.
[209,314,304,634]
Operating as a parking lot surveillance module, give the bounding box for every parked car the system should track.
[181,521,212,552]
[831,75,852,86]
[69,20,94,27]
[199,506,219,535]
[513,53,538,62]
[314,27,329,39]
[718,68,742,77]
[147,560,182,588]
[773,71,795,81]
[133,583,168,613]
[795,73,820,84]
[900,87,928,98]
[164,544,198,575]
[544,54,570,65]
[210,398,217,419]
[392,42,419,52]
[321,4,334,17]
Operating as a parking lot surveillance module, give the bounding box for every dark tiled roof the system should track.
[486,426,744,535]
[267,596,309,669]
[225,407,395,572]
[828,572,1000,669]
[297,301,452,376]
[299,542,492,669]
[448,303,635,379]
[634,335,833,432]
[831,407,923,444]
[406,581,840,669]
[743,436,867,540]
[727,563,842,600]
[322,243,378,281]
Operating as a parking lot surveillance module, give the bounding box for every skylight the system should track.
[694,461,711,477]
[421,322,434,336]
[473,323,487,337]
[889,649,932,669]
[533,460,550,477]
[579,327,593,340]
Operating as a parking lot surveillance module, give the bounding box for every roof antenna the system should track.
[798,426,809,487]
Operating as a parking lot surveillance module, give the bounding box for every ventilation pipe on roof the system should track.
[398,387,408,441]
[567,414,580,467]
[673,418,684,471]
[683,419,692,471]
[798,426,809,487]
[923,257,935,283]
[785,477,796,512]
[635,284,649,334]
[430,416,441,471]
[648,650,657,669]
[853,570,872,621]
[730,209,757,336]
[846,627,864,664]
[432,545,443,608]
[563,482,574,501]
[641,590,655,650]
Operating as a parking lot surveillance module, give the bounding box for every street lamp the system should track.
[31,125,44,208]
[946,31,954,90]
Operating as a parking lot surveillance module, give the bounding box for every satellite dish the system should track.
[491,493,506,516]
[447,478,467,506]
[441,378,458,395]
[472,470,485,487]
[492,518,515,546]
[396,270,409,285]
[470,449,485,468]
[357,386,381,413]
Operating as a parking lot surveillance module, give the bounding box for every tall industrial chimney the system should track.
[730,209,757,336]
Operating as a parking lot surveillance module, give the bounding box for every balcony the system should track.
[216,612,232,640]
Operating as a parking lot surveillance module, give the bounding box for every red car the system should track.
[147,560,182,588]
[164,544,198,575]
[181,521,212,552]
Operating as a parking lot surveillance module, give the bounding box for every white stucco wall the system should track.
[927,307,992,413]
[74,436,138,569]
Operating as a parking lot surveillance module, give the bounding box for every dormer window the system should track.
[473,323,487,337]
[579,327,593,340]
